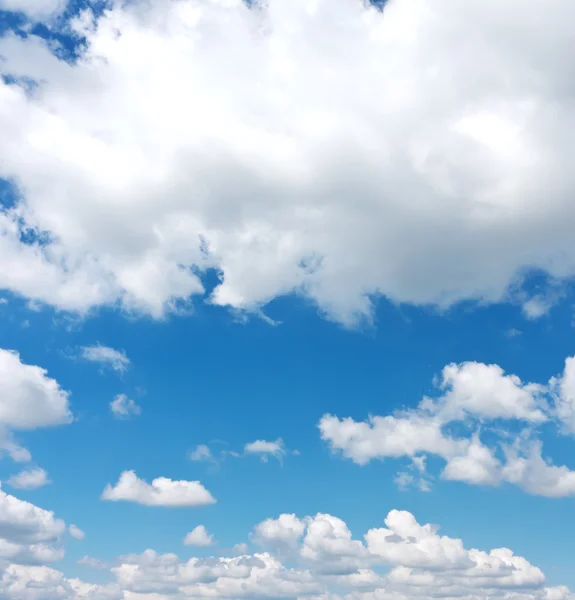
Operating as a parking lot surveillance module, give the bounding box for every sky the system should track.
[1,0,575,599]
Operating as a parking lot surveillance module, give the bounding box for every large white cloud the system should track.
[320,353,575,497]
[101,471,216,507]
[1,0,575,323]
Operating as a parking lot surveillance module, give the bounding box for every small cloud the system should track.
[505,328,522,338]
[80,344,131,374]
[78,556,108,569]
[110,394,142,419]
[394,472,414,491]
[189,444,216,463]
[244,438,286,463]
[231,542,248,555]
[101,470,216,507]
[69,524,85,540]
[0,298,8,305]
[184,525,215,547]
[7,467,50,490]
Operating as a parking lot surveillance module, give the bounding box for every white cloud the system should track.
[109,394,141,419]
[1,0,575,324]
[0,486,66,565]
[0,349,72,463]
[188,444,216,463]
[244,438,286,463]
[80,345,131,374]
[77,556,109,570]
[0,507,567,600]
[183,525,215,547]
[101,471,216,507]
[0,349,72,431]
[68,525,85,541]
[320,353,575,498]
[0,0,65,20]
[7,468,50,490]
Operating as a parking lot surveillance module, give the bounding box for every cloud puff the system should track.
[244,439,286,463]
[183,525,215,547]
[0,349,72,463]
[7,468,50,490]
[320,354,575,497]
[80,345,131,374]
[1,0,575,324]
[101,471,216,507]
[109,394,141,419]
[0,486,66,565]
[68,525,85,541]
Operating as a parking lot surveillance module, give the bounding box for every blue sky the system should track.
[1,1,575,599]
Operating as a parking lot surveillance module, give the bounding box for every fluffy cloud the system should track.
[80,346,131,374]
[109,395,141,419]
[183,525,214,547]
[0,486,66,565]
[7,468,50,490]
[0,350,71,431]
[320,354,575,497]
[0,349,72,463]
[101,471,215,507]
[4,508,561,600]
[68,525,85,541]
[1,0,575,323]
[244,439,286,463]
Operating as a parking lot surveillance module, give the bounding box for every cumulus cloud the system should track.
[101,470,215,507]
[1,0,575,324]
[183,525,215,547]
[7,468,50,490]
[0,349,72,463]
[109,394,141,419]
[320,354,575,497]
[0,486,66,565]
[68,525,85,541]
[5,508,561,600]
[80,345,131,374]
[244,439,286,463]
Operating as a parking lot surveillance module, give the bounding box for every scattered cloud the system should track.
[109,394,141,419]
[7,468,50,490]
[77,555,109,570]
[80,345,131,374]
[0,349,72,463]
[190,438,296,468]
[0,486,66,564]
[244,439,287,463]
[68,524,85,541]
[183,525,215,547]
[101,470,216,507]
[320,353,575,498]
